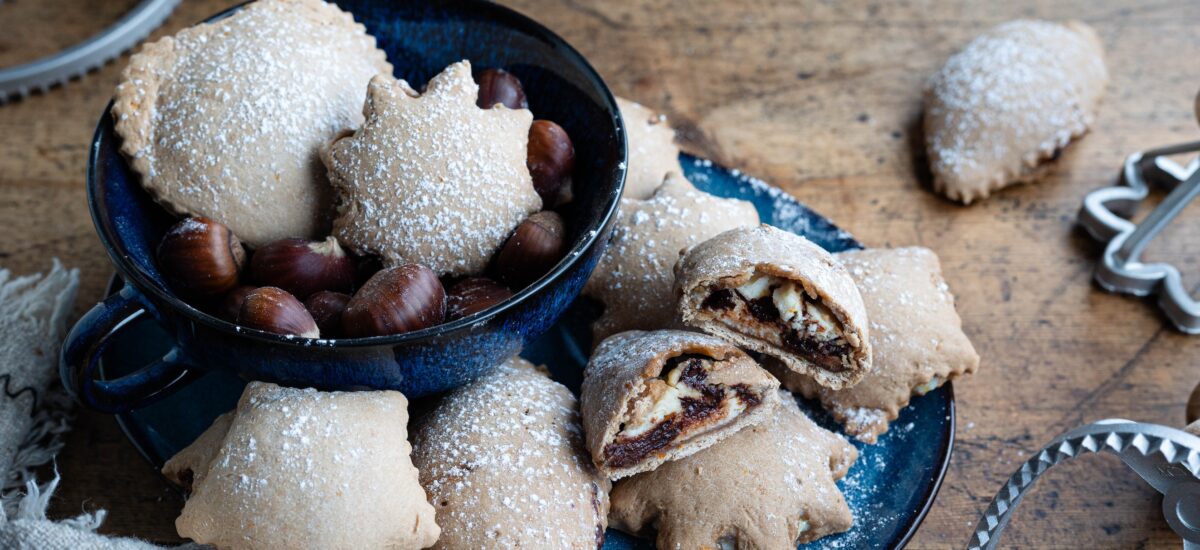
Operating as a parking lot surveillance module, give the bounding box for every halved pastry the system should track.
[675,225,871,390]
[770,247,980,443]
[582,329,780,480]
[411,356,610,549]
[609,390,857,548]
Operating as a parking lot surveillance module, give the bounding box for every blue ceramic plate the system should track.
[103,156,953,550]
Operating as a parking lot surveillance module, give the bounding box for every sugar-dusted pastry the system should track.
[617,97,684,200]
[583,173,758,343]
[924,19,1107,204]
[323,61,541,276]
[610,390,857,548]
[770,247,980,443]
[582,330,780,479]
[411,356,609,549]
[163,382,438,550]
[113,0,392,247]
[675,224,871,390]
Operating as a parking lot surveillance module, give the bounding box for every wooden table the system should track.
[2,0,1198,547]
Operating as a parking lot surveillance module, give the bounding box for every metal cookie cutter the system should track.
[967,420,1200,549]
[1077,138,1200,334]
[0,0,179,103]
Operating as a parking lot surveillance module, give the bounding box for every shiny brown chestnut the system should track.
[157,217,246,298]
[446,277,513,320]
[305,291,351,338]
[527,120,575,205]
[249,236,355,299]
[341,264,446,338]
[237,287,320,338]
[218,285,257,322]
[476,68,528,110]
[1188,381,1200,424]
[493,211,566,289]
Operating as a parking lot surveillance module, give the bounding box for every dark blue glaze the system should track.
[107,154,953,550]
[63,0,627,413]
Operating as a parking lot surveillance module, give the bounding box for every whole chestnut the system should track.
[158,217,246,298]
[218,285,257,322]
[249,236,355,299]
[476,68,528,110]
[341,264,446,338]
[446,277,513,320]
[305,291,351,338]
[493,211,566,289]
[237,287,320,338]
[527,120,575,205]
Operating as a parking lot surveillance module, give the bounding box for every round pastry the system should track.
[411,356,610,549]
[616,97,684,200]
[582,173,759,344]
[322,61,541,276]
[113,0,392,247]
[163,381,439,550]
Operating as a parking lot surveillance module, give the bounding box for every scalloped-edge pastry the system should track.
[162,381,439,550]
[411,356,610,549]
[583,173,759,344]
[924,19,1107,204]
[769,247,980,443]
[675,224,871,390]
[581,329,780,480]
[609,390,857,548]
[112,0,392,247]
[322,61,541,276]
[617,97,684,200]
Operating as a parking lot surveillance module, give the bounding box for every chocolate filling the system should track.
[603,356,755,469]
[703,284,851,372]
[701,288,736,310]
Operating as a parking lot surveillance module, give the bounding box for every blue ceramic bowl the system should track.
[61,0,627,413]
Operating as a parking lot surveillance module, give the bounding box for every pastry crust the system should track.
[609,390,857,548]
[166,382,439,550]
[581,329,780,480]
[112,0,392,247]
[583,173,759,344]
[411,356,610,549]
[924,19,1107,204]
[675,224,871,390]
[322,61,541,276]
[616,97,684,200]
[771,247,980,443]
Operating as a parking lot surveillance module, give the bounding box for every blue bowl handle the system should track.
[60,282,199,413]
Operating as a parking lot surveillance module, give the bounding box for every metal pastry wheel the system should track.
[0,0,178,102]
[967,420,1200,549]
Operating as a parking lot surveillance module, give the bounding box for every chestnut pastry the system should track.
[675,225,872,390]
[581,330,780,480]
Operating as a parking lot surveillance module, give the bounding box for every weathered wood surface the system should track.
[1,0,1198,547]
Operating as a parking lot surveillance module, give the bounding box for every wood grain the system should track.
[1,0,1197,547]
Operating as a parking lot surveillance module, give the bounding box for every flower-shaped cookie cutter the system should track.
[1077,140,1200,333]
[967,419,1200,549]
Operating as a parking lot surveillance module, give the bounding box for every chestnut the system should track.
[218,285,257,322]
[237,287,319,338]
[1188,381,1200,424]
[476,68,528,110]
[158,217,246,298]
[249,236,355,299]
[341,264,446,338]
[527,120,575,205]
[493,211,566,289]
[446,277,513,320]
[305,291,351,338]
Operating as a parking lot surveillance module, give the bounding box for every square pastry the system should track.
[770,247,980,443]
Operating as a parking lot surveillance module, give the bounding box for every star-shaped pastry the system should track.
[113,0,392,247]
[323,61,541,276]
[616,97,684,200]
[582,173,758,344]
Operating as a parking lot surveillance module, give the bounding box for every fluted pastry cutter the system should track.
[0,0,178,103]
[967,419,1200,549]
[1077,96,1200,333]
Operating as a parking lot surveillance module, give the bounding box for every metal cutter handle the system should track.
[967,420,1200,550]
